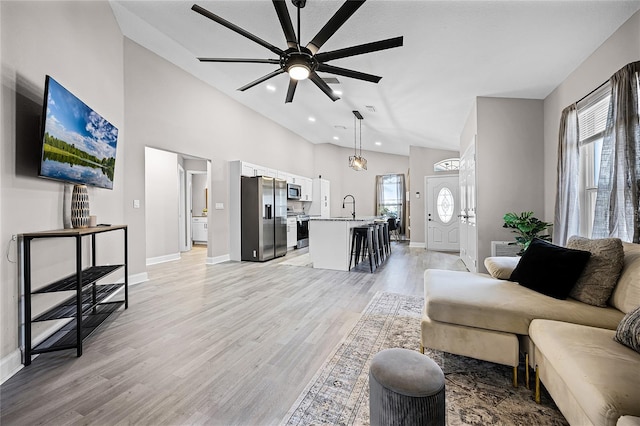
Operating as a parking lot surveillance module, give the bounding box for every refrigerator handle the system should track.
[265,204,272,219]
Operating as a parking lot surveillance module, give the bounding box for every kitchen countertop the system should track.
[309,216,382,221]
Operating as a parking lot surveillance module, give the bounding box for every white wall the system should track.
[145,147,179,261]
[543,10,640,222]
[461,97,544,272]
[409,146,460,244]
[1,1,125,379]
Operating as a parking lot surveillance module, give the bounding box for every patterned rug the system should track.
[282,291,567,426]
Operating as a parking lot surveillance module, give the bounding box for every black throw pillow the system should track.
[509,238,591,299]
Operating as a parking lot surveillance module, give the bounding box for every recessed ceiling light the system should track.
[266,85,276,92]
[333,136,339,140]
[375,141,382,146]
[333,90,343,96]
[308,116,316,122]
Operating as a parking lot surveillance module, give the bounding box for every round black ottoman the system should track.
[369,348,445,426]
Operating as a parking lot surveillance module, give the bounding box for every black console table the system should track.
[21,225,128,365]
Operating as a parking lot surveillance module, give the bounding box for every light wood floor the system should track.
[1,243,464,425]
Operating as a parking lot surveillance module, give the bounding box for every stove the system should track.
[296,215,310,248]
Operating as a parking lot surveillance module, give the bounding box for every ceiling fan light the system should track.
[288,64,310,80]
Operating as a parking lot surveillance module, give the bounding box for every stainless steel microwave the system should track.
[287,184,301,200]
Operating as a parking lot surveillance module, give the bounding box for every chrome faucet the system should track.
[343,195,356,219]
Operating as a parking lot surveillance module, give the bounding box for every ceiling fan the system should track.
[191,0,403,103]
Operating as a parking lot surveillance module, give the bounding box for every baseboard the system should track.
[207,254,230,265]
[146,253,180,266]
[409,242,426,248]
[0,349,23,385]
[128,272,149,285]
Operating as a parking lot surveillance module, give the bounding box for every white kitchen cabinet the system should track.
[240,162,257,177]
[192,217,208,243]
[277,170,291,182]
[299,177,313,201]
[308,178,330,217]
[241,161,276,178]
[287,217,297,248]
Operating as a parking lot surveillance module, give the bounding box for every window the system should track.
[577,84,610,237]
[376,174,405,225]
[436,187,454,223]
[434,158,460,172]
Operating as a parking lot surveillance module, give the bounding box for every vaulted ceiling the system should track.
[110,1,640,156]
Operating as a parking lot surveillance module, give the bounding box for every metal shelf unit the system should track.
[21,225,128,365]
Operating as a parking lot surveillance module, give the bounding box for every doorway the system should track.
[144,147,211,265]
[425,174,460,251]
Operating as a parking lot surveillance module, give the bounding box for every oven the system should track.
[296,215,309,248]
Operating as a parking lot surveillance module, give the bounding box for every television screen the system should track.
[39,75,118,189]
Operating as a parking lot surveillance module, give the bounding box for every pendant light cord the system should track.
[353,115,357,156]
[359,119,363,156]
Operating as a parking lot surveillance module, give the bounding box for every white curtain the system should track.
[553,104,581,246]
[592,62,640,243]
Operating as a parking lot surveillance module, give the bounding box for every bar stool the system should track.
[382,222,391,256]
[377,223,387,262]
[368,223,381,267]
[349,226,375,272]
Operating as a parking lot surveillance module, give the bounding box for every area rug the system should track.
[281,291,567,426]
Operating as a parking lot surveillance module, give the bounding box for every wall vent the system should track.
[491,241,521,257]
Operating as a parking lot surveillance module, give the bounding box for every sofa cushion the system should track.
[567,236,625,307]
[484,256,520,280]
[509,238,591,299]
[530,319,640,425]
[424,269,624,335]
[615,305,640,354]
[610,243,640,314]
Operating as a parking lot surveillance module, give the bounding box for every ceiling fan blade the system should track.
[285,78,298,103]
[306,0,366,55]
[238,69,285,91]
[272,0,297,49]
[315,36,403,62]
[309,72,340,102]
[198,58,280,64]
[317,64,381,83]
[192,4,284,57]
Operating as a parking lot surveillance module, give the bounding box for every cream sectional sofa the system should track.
[420,242,640,425]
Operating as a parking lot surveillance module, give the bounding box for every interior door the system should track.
[459,141,477,272]
[426,175,460,251]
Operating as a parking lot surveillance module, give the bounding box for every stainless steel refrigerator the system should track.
[241,176,288,261]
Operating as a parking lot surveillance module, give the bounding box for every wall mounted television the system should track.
[39,75,118,190]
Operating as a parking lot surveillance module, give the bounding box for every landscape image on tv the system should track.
[40,76,118,189]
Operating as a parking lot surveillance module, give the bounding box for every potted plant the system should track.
[379,207,397,219]
[503,211,552,254]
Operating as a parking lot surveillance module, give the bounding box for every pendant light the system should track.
[349,110,367,171]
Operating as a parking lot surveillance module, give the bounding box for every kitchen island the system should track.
[308,217,377,271]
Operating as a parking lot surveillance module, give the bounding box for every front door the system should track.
[459,141,477,272]
[426,175,460,251]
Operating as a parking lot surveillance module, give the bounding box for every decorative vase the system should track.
[71,184,90,228]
